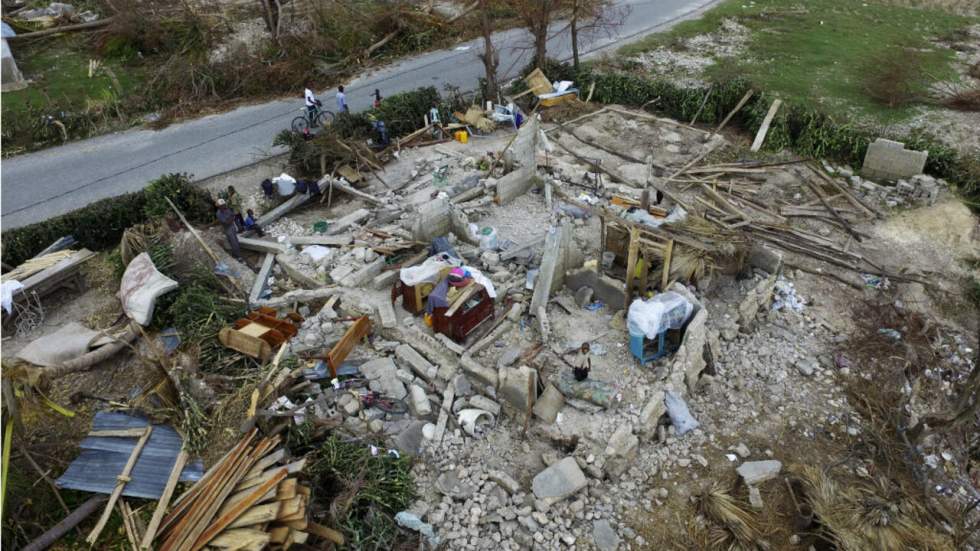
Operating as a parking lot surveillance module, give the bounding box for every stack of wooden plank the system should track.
[153,430,319,551]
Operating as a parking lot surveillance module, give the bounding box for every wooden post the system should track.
[624,227,640,307]
[164,197,219,264]
[750,99,782,152]
[21,496,108,551]
[661,240,674,291]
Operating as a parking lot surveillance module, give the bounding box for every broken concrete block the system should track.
[361,358,408,401]
[604,424,639,478]
[409,385,432,417]
[452,374,473,396]
[469,395,501,417]
[530,223,569,316]
[395,369,416,386]
[861,138,928,181]
[747,243,783,274]
[340,257,385,287]
[327,208,371,235]
[748,486,764,510]
[498,365,538,411]
[496,348,521,369]
[411,195,451,242]
[490,471,521,494]
[377,300,397,329]
[574,286,594,308]
[638,389,666,437]
[396,344,437,382]
[460,355,498,389]
[532,384,564,424]
[592,519,621,551]
[536,306,551,341]
[532,457,587,501]
[737,273,777,331]
[372,269,400,290]
[737,460,782,486]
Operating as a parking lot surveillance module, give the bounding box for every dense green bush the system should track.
[1,173,213,267]
[372,85,443,136]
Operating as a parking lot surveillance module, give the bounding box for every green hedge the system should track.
[544,61,980,195]
[2,173,214,267]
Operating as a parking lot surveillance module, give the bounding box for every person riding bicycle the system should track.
[304,81,322,123]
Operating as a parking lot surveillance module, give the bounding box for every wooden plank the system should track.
[803,178,863,242]
[88,428,149,438]
[661,240,674,291]
[226,502,279,529]
[269,525,290,544]
[140,449,188,550]
[86,427,153,546]
[750,98,783,152]
[307,522,345,545]
[16,249,95,295]
[209,528,270,549]
[157,431,258,545]
[191,468,288,550]
[327,317,372,378]
[715,90,754,134]
[236,459,306,492]
[162,438,275,551]
[241,449,286,481]
[275,495,304,520]
[445,283,480,317]
[164,197,219,264]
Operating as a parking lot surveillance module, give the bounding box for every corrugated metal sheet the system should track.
[56,412,205,499]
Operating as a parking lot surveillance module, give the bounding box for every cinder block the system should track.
[861,138,928,181]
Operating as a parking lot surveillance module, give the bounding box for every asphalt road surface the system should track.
[1,0,717,229]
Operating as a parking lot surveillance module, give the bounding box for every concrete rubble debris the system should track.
[593,519,621,551]
[603,424,639,478]
[498,365,538,411]
[409,384,432,417]
[468,395,501,417]
[737,460,783,486]
[396,344,438,382]
[532,384,565,424]
[532,457,587,501]
[861,138,928,181]
[457,408,494,437]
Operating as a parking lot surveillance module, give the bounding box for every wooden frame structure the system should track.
[219,307,302,361]
[431,282,494,343]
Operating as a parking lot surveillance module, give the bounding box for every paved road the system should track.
[1,0,716,229]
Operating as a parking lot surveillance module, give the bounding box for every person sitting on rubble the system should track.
[572,342,592,382]
[215,199,244,261]
[243,209,265,237]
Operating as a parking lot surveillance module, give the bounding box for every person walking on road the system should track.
[215,199,243,261]
[337,85,349,113]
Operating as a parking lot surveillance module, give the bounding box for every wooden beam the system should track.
[750,99,782,152]
[164,197,219,264]
[327,317,372,378]
[661,240,674,291]
[86,427,153,546]
[715,89,754,134]
[140,449,188,550]
[21,496,108,551]
[624,227,640,307]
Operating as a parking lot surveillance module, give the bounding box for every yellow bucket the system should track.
[454,130,468,144]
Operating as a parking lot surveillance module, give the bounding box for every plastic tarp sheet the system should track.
[400,255,497,298]
[16,322,99,367]
[56,412,204,499]
[1,280,23,314]
[665,390,699,435]
[627,291,694,340]
[118,252,178,325]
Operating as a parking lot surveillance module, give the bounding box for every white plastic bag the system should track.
[301,245,332,263]
[627,291,693,339]
[272,172,296,195]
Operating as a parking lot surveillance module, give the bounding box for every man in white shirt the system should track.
[304,81,320,122]
[337,85,349,112]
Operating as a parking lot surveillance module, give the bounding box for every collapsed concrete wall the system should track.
[495,116,540,205]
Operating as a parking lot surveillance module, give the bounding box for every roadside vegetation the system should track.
[1,0,515,156]
[615,0,979,126]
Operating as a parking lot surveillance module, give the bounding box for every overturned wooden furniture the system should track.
[392,266,452,315]
[432,281,495,343]
[219,307,303,361]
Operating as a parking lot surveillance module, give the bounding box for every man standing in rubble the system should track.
[215,199,243,261]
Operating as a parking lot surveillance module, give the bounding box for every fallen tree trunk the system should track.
[22,495,108,551]
[8,18,115,40]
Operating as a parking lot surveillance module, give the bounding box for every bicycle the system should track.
[291,104,334,133]
[359,390,408,414]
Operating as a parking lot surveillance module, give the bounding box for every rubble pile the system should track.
[3,93,977,551]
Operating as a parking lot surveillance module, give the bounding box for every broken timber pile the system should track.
[153,429,327,551]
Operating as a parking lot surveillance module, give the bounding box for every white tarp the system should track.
[118,253,178,325]
[399,255,497,298]
[627,291,693,339]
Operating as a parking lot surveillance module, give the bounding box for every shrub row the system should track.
[2,173,213,267]
[538,60,979,195]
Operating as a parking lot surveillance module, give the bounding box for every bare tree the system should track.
[258,0,282,41]
[569,0,627,70]
[478,0,501,102]
[503,0,564,69]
